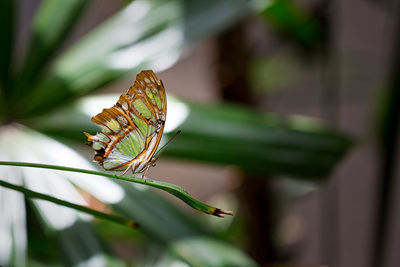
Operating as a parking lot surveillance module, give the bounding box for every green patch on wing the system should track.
[155,93,162,110]
[133,99,154,120]
[102,114,157,170]
[105,119,121,133]
[104,130,143,170]
[131,114,148,137]
[145,87,163,110]
[145,88,156,105]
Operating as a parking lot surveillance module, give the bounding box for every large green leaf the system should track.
[14,0,91,99]
[163,101,352,178]
[18,0,250,118]
[26,94,353,178]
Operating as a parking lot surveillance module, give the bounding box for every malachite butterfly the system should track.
[85,70,166,176]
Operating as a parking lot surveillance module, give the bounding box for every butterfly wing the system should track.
[85,70,166,173]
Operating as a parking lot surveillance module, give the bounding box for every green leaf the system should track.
[0,161,232,217]
[0,125,127,266]
[20,0,182,117]
[56,221,125,267]
[14,0,91,97]
[114,182,256,267]
[0,164,253,266]
[0,179,137,228]
[19,0,251,118]
[27,209,125,267]
[163,100,353,178]
[26,94,353,179]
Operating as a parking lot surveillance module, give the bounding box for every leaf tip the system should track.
[212,208,233,217]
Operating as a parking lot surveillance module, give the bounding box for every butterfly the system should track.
[85,70,167,177]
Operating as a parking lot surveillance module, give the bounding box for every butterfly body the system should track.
[85,70,166,175]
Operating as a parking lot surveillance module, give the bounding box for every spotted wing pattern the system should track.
[85,70,166,173]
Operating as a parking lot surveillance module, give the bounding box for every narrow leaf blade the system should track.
[0,161,232,216]
[0,179,137,228]
[16,0,91,91]
[26,94,353,179]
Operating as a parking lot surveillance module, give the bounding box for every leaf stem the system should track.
[0,161,232,217]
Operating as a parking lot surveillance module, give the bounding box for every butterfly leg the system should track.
[121,163,133,176]
[141,156,158,181]
[141,165,151,182]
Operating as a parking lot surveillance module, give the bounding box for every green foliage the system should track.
[27,95,353,179]
[0,162,232,217]
[258,0,324,51]
[0,0,353,266]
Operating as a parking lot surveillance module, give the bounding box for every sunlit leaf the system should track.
[20,0,183,117]
[19,0,252,118]
[0,124,125,264]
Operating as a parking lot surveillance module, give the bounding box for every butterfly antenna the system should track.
[154,130,181,157]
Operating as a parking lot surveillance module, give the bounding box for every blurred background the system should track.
[0,0,399,266]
